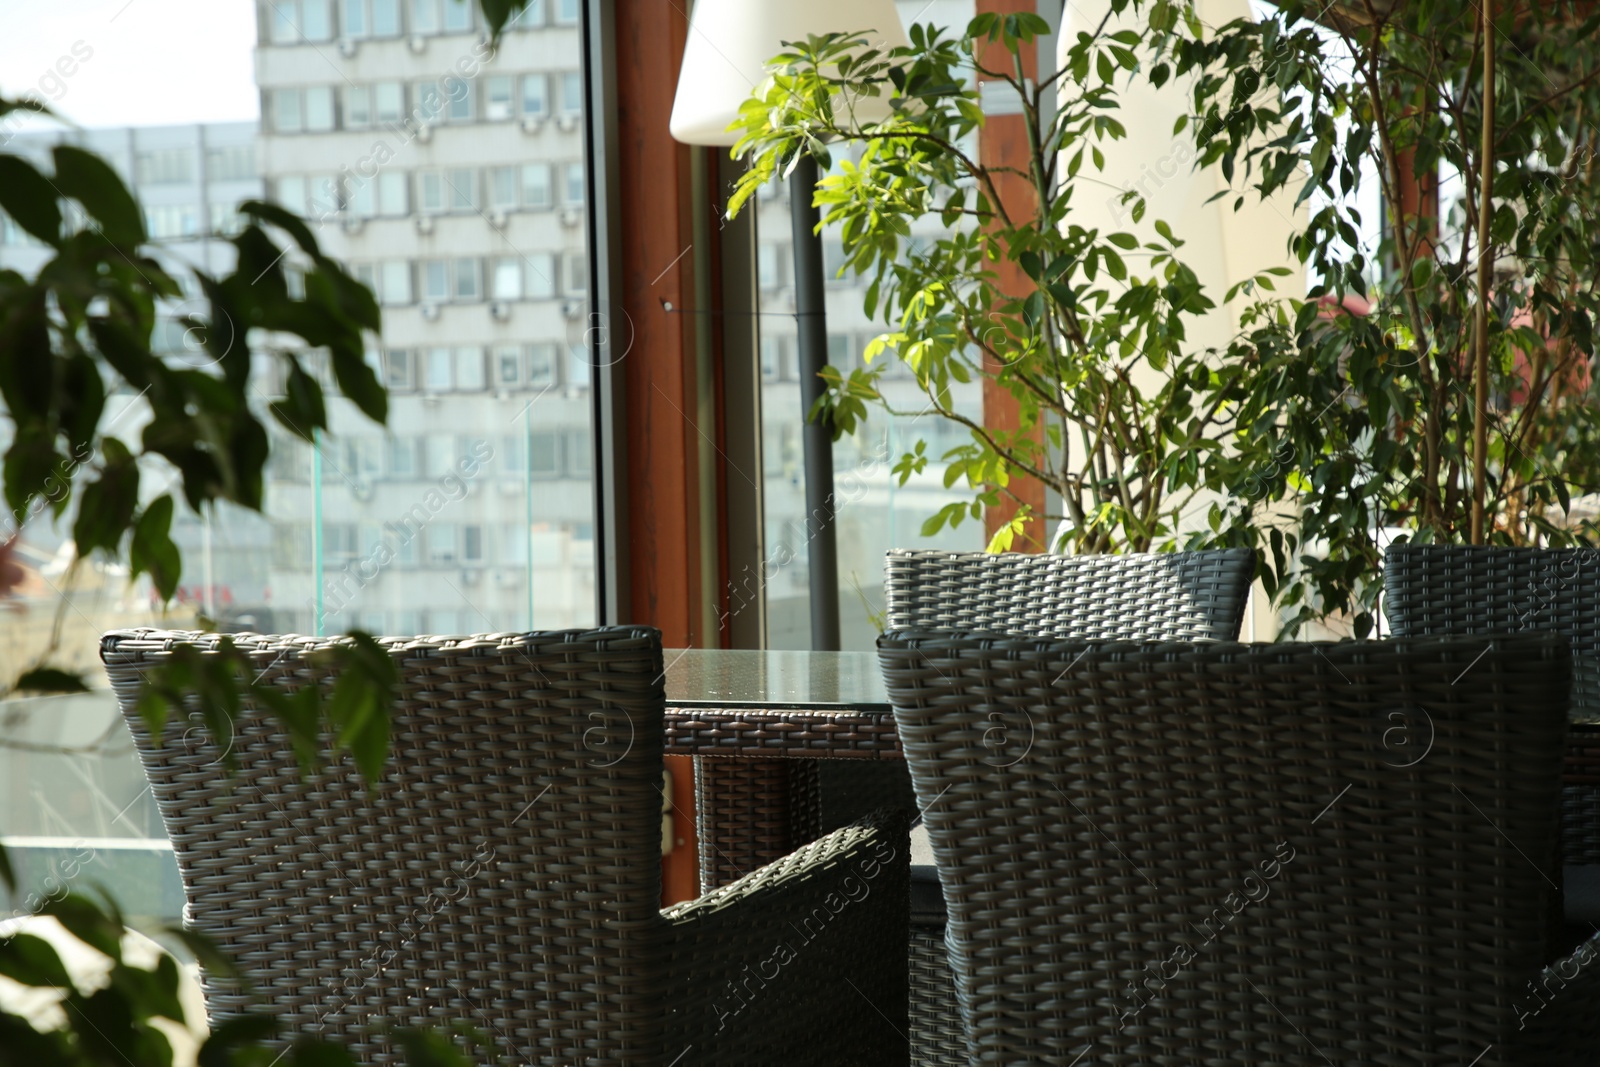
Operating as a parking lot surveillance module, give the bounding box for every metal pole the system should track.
[789,154,840,651]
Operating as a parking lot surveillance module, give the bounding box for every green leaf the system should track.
[239,199,322,258]
[42,893,125,961]
[52,145,146,245]
[14,667,91,694]
[0,933,74,988]
[198,1015,280,1067]
[0,841,13,893]
[0,155,63,247]
[131,495,182,601]
[1106,232,1138,250]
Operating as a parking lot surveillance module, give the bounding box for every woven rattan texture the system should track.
[694,758,799,888]
[103,627,914,1066]
[883,548,1256,639]
[908,929,965,1064]
[1385,544,1600,863]
[881,631,1598,1065]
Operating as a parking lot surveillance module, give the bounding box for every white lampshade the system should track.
[669,0,911,147]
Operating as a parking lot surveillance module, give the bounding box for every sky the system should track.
[0,0,259,131]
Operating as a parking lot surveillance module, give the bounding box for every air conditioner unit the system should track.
[494,568,522,588]
[559,299,583,319]
[421,303,440,321]
[460,568,481,586]
[556,112,579,132]
[488,209,509,229]
[489,301,510,321]
[337,37,358,57]
[351,479,374,502]
[520,115,544,134]
[408,34,427,54]
[415,214,435,235]
[342,216,364,234]
[415,124,433,144]
[560,207,582,228]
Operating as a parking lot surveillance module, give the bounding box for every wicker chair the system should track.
[880,629,1600,1065]
[872,547,1256,1064]
[1384,544,1600,918]
[101,627,908,1067]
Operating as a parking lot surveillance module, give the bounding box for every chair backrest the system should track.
[101,627,668,1066]
[883,548,1256,640]
[880,630,1572,1064]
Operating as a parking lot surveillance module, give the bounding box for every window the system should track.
[758,243,786,289]
[564,252,587,295]
[275,175,307,214]
[135,147,195,185]
[352,262,377,292]
[461,525,484,562]
[414,80,442,123]
[500,522,528,564]
[302,0,333,39]
[446,168,476,211]
[347,176,375,217]
[823,239,848,281]
[409,0,439,32]
[453,257,481,301]
[427,523,458,564]
[495,345,522,386]
[443,76,472,122]
[528,342,558,387]
[386,349,414,390]
[307,174,341,219]
[388,433,418,474]
[454,346,486,390]
[418,171,444,213]
[341,0,368,36]
[207,144,254,181]
[371,0,400,35]
[489,166,518,210]
[520,74,547,117]
[380,260,412,304]
[561,71,583,113]
[208,203,241,235]
[269,0,299,42]
[344,85,371,128]
[524,252,556,298]
[486,76,514,121]
[305,87,335,131]
[273,89,304,133]
[145,205,201,239]
[374,81,404,123]
[506,0,544,28]
[377,170,407,215]
[564,163,585,205]
[424,347,452,390]
[555,0,578,25]
[423,260,450,302]
[424,435,455,475]
[529,432,561,478]
[491,258,521,300]
[325,523,359,561]
[443,0,472,31]
[567,429,592,475]
[520,163,552,208]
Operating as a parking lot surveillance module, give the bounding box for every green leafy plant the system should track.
[728,9,1290,557]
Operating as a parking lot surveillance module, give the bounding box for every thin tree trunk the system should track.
[1471,0,1495,544]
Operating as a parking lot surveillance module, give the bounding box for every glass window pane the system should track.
[423,260,449,301]
[530,432,561,477]
[486,75,514,121]
[521,163,551,208]
[495,345,521,385]
[492,258,520,299]
[302,0,333,39]
[453,258,480,301]
[425,347,452,390]
[305,86,335,131]
[344,85,371,128]
[342,0,368,35]
[565,252,587,295]
[443,0,472,32]
[490,166,517,209]
[274,89,304,133]
[525,253,555,299]
[561,71,582,112]
[419,171,444,212]
[528,342,557,386]
[443,76,472,122]
[409,0,439,33]
[348,176,374,217]
[374,81,403,122]
[415,80,441,122]
[463,525,484,561]
[378,170,407,214]
[276,175,307,214]
[371,0,400,34]
[446,168,475,211]
[454,346,485,390]
[271,0,300,43]
[386,349,413,390]
[381,260,412,304]
[565,163,584,205]
[556,0,578,24]
[521,74,547,116]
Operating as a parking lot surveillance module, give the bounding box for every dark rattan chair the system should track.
[876,547,1256,1064]
[881,629,1600,1065]
[1385,544,1600,922]
[102,627,908,1067]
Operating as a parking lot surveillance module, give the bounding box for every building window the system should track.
[491,258,521,300]
[506,0,544,27]
[275,175,307,214]
[426,523,458,565]
[445,168,476,211]
[529,432,561,478]
[269,0,299,42]
[352,262,377,293]
[567,429,592,475]
[418,171,445,213]
[409,0,439,33]
[423,261,450,303]
[453,258,481,301]
[443,0,472,32]
[564,163,584,205]
[377,170,408,215]
[347,177,376,217]
[380,260,412,304]
[135,147,195,185]
[424,435,455,475]
[345,85,371,128]
[757,243,786,290]
[208,203,242,235]
[206,144,254,181]
[388,435,418,476]
[386,349,414,391]
[341,0,368,36]
[414,80,443,124]
[555,0,578,25]
[443,76,472,122]
[500,521,528,563]
[485,75,515,121]
[561,71,583,113]
[454,346,486,390]
[306,86,336,131]
[564,252,587,295]
[371,0,401,35]
[494,345,521,387]
[145,205,201,239]
[273,89,304,133]
[520,163,552,208]
[528,342,558,387]
[489,166,518,211]
[521,74,547,117]
[307,174,341,220]
[462,524,484,562]
[374,81,404,123]
[524,253,556,299]
[823,239,848,281]
[302,0,333,39]
[424,347,452,391]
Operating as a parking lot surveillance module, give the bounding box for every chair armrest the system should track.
[661,808,909,1066]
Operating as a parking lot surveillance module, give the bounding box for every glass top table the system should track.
[660,649,899,759]
[662,649,888,711]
